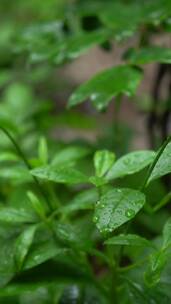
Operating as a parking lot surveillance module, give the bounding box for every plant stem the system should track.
[0,126,52,211]
[141,135,171,191]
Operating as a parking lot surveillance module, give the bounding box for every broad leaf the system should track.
[15,224,37,270]
[105,233,151,247]
[31,165,88,185]
[94,150,115,177]
[148,141,171,183]
[94,188,145,233]
[68,65,142,110]
[106,150,155,180]
[125,47,171,65]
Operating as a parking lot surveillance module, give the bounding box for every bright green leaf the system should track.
[94,188,145,233]
[94,150,115,177]
[38,136,48,165]
[51,146,90,166]
[0,207,38,224]
[27,191,47,221]
[68,65,142,110]
[106,150,155,180]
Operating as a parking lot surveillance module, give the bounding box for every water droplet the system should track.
[96,201,100,206]
[101,204,105,208]
[117,189,122,193]
[125,209,135,218]
[108,228,113,233]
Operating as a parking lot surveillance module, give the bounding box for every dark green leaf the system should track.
[144,250,167,287]
[68,65,142,110]
[106,150,155,180]
[94,188,145,233]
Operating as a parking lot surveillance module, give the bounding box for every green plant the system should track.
[0,0,171,303]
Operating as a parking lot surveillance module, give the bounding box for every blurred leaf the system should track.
[94,188,145,233]
[0,207,38,224]
[27,191,47,221]
[125,47,171,65]
[61,188,98,215]
[15,224,37,270]
[106,150,155,180]
[51,146,91,166]
[68,65,142,110]
[105,233,152,247]
[31,165,88,185]
[38,136,48,165]
[94,150,115,177]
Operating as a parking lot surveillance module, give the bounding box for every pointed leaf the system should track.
[148,141,171,183]
[94,188,145,233]
[106,150,155,180]
[31,165,88,185]
[27,191,47,221]
[94,150,115,177]
[68,65,142,110]
[38,136,48,165]
[105,233,151,247]
[15,224,37,270]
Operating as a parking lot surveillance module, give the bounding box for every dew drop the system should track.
[96,201,100,206]
[101,204,105,208]
[125,209,135,218]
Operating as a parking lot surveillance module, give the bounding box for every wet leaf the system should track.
[94,150,115,177]
[94,188,145,233]
[105,233,151,247]
[106,150,155,180]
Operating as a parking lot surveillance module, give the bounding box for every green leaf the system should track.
[27,191,47,221]
[94,150,115,177]
[105,233,151,247]
[38,136,48,165]
[144,250,167,287]
[51,145,90,166]
[89,175,107,187]
[125,47,171,65]
[94,188,145,233]
[162,217,171,249]
[106,150,155,180]
[15,224,37,270]
[147,141,171,183]
[68,65,142,110]
[31,165,88,185]
[0,207,38,224]
[61,188,98,215]
[24,239,66,270]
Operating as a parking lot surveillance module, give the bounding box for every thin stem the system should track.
[141,135,171,191]
[0,126,52,211]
